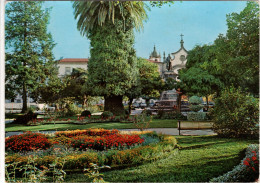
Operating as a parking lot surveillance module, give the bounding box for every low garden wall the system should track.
[178,121,213,130]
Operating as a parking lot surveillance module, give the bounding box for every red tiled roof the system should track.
[59,58,89,63]
[147,59,162,64]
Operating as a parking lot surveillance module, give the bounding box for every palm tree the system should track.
[72,1,148,115]
[73,1,148,36]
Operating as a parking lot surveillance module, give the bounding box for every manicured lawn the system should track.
[64,136,257,182]
[5,119,178,132]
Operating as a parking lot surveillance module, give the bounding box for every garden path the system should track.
[5,128,216,137]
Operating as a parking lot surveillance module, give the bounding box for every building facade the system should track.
[150,36,188,81]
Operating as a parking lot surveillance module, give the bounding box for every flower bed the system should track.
[5,132,52,152]
[55,129,119,138]
[5,130,178,172]
[69,134,144,151]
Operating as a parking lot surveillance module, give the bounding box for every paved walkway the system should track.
[5,128,216,137]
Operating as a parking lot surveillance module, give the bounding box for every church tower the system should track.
[149,45,161,62]
[170,34,188,80]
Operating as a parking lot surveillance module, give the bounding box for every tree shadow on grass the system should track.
[102,154,242,182]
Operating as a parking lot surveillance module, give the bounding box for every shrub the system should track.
[64,103,81,117]
[189,96,202,112]
[212,87,259,138]
[13,111,38,125]
[187,112,206,121]
[157,110,165,118]
[5,132,52,152]
[210,144,259,182]
[101,111,114,119]
[81,110,91,117]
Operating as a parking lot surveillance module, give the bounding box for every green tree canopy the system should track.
[5,1,56,113]
[125,58,164,112]
[73,1,148,115]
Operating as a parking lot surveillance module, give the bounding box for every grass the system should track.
[64,136,258,182]
[5,119,178,132]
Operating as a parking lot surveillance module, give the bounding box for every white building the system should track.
[58,58,88,77]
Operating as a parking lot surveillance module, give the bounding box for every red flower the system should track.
[252,156,257,161]
[243,160,249,166]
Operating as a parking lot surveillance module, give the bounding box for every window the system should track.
[65,67,71,75]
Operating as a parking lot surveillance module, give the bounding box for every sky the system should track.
[42,1,247,60]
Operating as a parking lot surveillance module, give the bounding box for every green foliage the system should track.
[155,110,186,120]
[84,163,111,183]
[179,2,259,97]
[73,2,149,115]
[73,1,148,36]
[126,58,164,102]
[5,2,56,112]
[149,1,174,7]
[189,96,203,112]
[64,103,81,117]
[81,110,92,117]
[101,111,114,119]
[178,46,223,96]
[189,96,201,104]
[212,87,259,138]
[187,112,206,121]
[133,111,152,131]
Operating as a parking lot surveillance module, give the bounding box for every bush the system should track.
[155,110,186,120]
[189,96,202,112]
[64,103,81,117]
[13,111,38,124]
[5,132,52,152]
[187,112,206,121]
[212,87,259,138]
[101,111,114,119]
[210,144,259,182]
[81,110,91,117]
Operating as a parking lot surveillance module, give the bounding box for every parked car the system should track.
[149,103,155,107]
[132,103,140,109]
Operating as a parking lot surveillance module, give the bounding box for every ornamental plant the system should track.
[69,134,144,151]
[5,132,52,152]
[212,87,259,138]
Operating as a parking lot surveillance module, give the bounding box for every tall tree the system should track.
[73,1,148,115]
[5,2,56,113]
[126,58,164,113]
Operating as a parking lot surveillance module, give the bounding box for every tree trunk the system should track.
[104,95,124,116]
[128,98,134,115]
[83,94,88,109]
[177,93,182,113]
[206,95,209,111]
[21,83,27,113]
